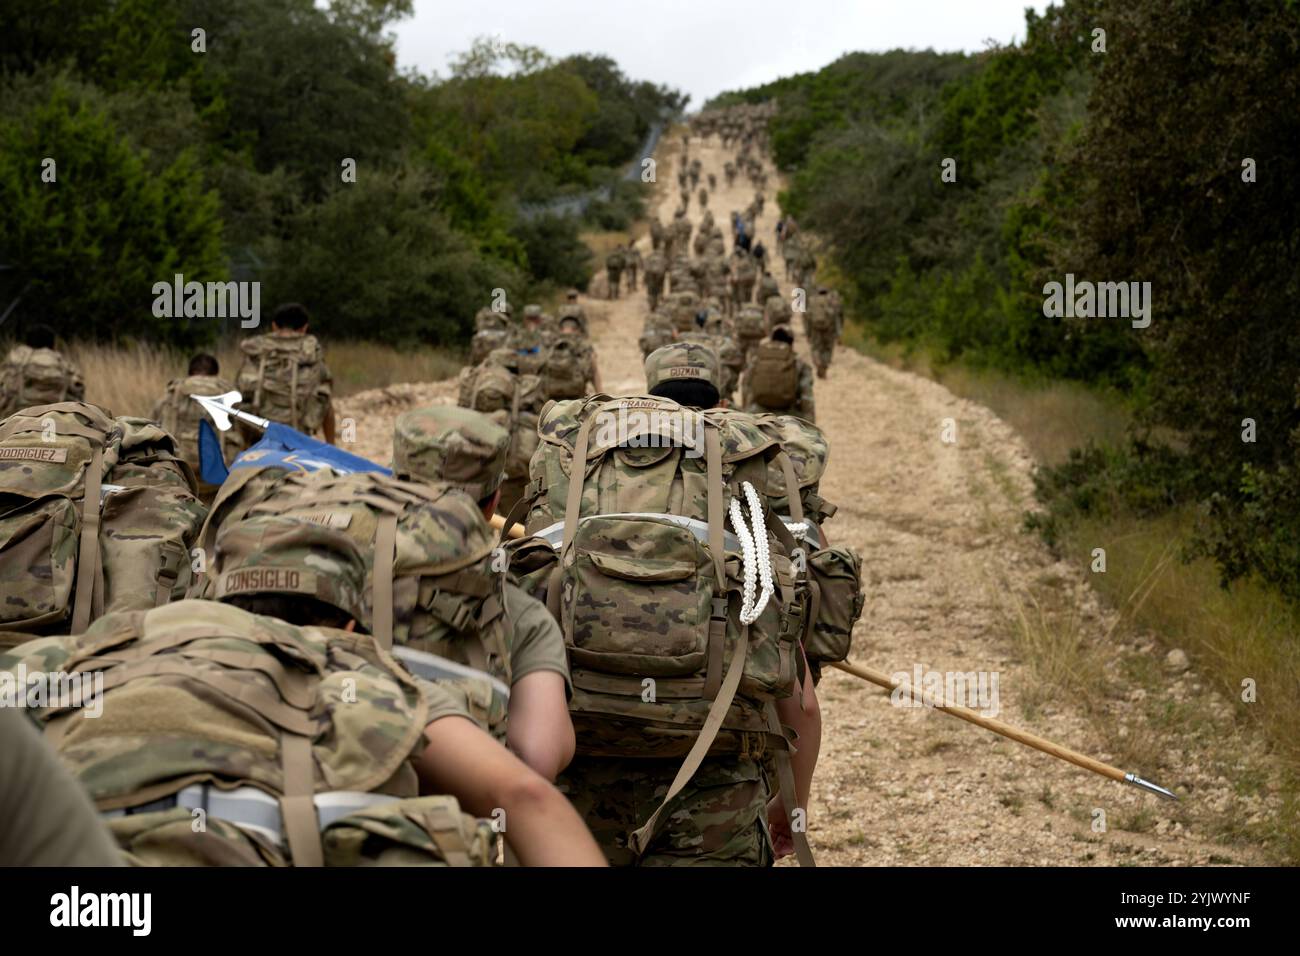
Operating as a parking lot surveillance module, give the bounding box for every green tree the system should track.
[0,77,226,346]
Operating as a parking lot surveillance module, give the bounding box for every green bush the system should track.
[0,76,226,347]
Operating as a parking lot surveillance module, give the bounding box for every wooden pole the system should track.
[490,512,525,540]
[830,660,1177,798]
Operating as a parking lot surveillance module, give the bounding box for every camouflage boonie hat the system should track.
[644,342,720,393]
[213,515,369,627]
[392,406,509,500]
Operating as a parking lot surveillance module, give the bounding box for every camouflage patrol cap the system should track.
[566,288,580,300]
[644,342,720,393]
[213,515,369,627]
[392,406,509,500]
[523,304,543,319]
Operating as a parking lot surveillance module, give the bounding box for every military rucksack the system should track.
[236,333,330,433]
[606,249,626,271]
[153,374,241,480]
[4,600,496,866]
[0,346,83,417]
[736,306,767,345]
[748,414,863,671]
[0,402,205,639]
[747,342,800,408]
[763,295,791,332]
[809,293,838,333]
[517,395,813,863]
[457,357,547,490]
[639,313,675,359]
[470,328,511,367]
[194,469,512,737]
[540,338,589,400]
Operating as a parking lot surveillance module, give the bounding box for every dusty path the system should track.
[342,130,1280,866]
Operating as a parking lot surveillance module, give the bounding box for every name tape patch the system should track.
[0,447,68,463]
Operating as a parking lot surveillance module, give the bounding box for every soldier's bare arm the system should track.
[507,670,575,781]
[414,715,606,866]
[769,655,822,859]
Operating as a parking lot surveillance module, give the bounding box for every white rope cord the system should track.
[744,482,774,618]
[728,480,775,624]
[729,496,758,622]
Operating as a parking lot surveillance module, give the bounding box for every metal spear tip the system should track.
[191,390,270,432]
[1124,772,1179,801]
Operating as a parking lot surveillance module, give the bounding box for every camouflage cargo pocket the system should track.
[322,796,496,867]
[805,547,864,665]
[0,497,79,629]
[563,516,713,677]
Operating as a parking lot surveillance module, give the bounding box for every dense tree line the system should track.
[713,0,1300,603]
[0,0,686,348]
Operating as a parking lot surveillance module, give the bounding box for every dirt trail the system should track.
[343,131,1278,866]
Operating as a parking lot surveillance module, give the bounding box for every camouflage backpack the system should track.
[736,305,767,347]
[457,353,548,485]
[2,600,496,867]
[639,311,675,359]
[763,295,791,332]
[194,469,512,736]
[670,291,700,332]
[517,395,813,863]
[0,346,83,417]
[540,338,590,400]
[153,374,241,480]
[606,249,626,271]
[809,292,839,332]
[0,402,205,640]
[749,414,864,671]
[747,341,800,408]
[236,333,330,433]
[470,327,511,367]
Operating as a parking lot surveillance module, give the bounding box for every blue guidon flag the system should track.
[194,391,389,486]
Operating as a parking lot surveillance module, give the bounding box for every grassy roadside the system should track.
[851,329,1300,862]
[43,339,462,421]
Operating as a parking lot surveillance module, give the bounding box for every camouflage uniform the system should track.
[0,519,497,867]
[509,320,549,376]
[551,343,781,865]
[625,247,642,291]
[558,292,588,335]
[807,288,843,378]
[643,251,667,311]
[0,345,86,418]
[741,329,817,423]
[558,756,771,866]
[605,247,626,300]
[151,372,243,498]
[392,407,571,694]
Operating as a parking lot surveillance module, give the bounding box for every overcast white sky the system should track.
[391,0,1053,107]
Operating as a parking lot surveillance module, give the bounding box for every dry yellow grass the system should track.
[39,339,462,420]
